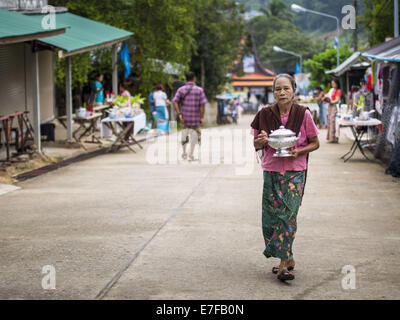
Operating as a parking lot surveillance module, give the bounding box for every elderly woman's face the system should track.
[274,77,294,103]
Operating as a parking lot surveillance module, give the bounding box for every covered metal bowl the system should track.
[268,126,300,157]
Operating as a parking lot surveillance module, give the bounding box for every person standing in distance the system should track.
[173,72,208,161]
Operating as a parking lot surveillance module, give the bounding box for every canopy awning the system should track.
[27,12,133,57]
[0,8,67,44]
[325,52,366,76]
[362,37,400,62]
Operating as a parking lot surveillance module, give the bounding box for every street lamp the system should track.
[273,45,303,73]
[290,3,340,67]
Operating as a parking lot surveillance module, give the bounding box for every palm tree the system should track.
[260,0,293,20]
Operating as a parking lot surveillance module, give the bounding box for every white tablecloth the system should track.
[100,112,146,138]
[338,118,382,127]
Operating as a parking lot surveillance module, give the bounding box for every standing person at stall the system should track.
[93,74,105,106]
[315,86,327,129]
[325,78,342,143]
[173,71,208,161]
[251,73,320,282]
[120,82,131,108]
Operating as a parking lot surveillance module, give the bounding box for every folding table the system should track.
[339,118,382,162]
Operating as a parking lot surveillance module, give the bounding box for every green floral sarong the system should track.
[262,171,305,261]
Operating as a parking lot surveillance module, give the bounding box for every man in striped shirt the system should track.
[173,71,208,161]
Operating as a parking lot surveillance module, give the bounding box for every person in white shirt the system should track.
[153,84,171,122]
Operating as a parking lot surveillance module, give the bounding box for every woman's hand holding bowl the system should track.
[255,130,269,149]
[289,149,300,160]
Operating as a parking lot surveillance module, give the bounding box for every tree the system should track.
[303,44,353,88]
[49,0,197,110]
[360,0,399,46]
[259,0,293,20]
[190,0,247,99]
[249,1,323,74]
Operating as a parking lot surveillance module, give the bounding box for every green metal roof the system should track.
[0,9,67,44]
[28,12,133,56]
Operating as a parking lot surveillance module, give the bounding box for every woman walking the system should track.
[326,78,342,143]
[251,74,320,282]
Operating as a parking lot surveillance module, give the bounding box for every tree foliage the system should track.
[360,0,399,46]
[190,0,247,98]
[249,0,324,74]
[303,44,353,88]
[238,0,366,34]
[49,0,246,109]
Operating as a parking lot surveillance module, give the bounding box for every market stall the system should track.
[100,94,146,152]
[325,37,400,173]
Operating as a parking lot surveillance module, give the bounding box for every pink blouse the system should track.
[252,110,319,172]
[121,90,131,108]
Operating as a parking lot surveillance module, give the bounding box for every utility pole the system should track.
[395,0,399,38]
[352,0,358,51]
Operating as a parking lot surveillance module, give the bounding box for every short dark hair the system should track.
[156,83,163,91]
[315,86,322,91]
[186,71,196,81]
[286,71,295,78]
[273,73,297,91]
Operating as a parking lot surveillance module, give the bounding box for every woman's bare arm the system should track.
[290,136,320,159]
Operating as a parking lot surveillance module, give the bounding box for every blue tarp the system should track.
[120,42,131,79]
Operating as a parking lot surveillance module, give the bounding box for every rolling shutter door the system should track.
[0,43,26,116]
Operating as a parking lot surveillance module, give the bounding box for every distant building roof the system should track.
[232,73,274,81]
[232,72,274,87]
[232,80,273,87]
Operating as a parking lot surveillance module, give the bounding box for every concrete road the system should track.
[0,115,399,300]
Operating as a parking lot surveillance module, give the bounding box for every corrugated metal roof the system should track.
[0,8,67,43]
[27,12,133,55]
[362,37,400,62]
[325,52,368,76]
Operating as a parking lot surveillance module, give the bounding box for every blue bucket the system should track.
[157,120,169,132]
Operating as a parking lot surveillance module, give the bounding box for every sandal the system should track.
[272,265,294,274]
[277,269,295,281]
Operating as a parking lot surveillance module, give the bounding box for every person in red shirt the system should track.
[325,78,342,143]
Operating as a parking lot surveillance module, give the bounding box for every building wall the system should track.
[0,42,55,123]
